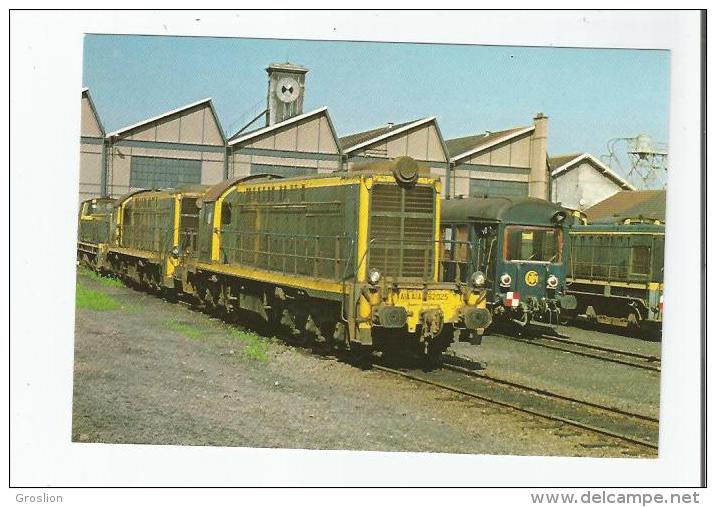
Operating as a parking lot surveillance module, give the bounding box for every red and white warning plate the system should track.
[504,291,521,308]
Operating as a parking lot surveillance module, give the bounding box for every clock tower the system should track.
[265,62,308,126]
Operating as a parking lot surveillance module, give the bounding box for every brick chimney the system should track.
[529,112,549,200]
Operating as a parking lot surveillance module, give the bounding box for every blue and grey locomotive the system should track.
[440,196,576,328]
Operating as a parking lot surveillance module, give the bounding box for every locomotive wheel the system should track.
[217,285,233,315]
[347,343,372,368]
[203,287,219,315]
[286,331,310,347]
[163,288,179,303]
[627,311,641,330]
[277,309,310,346]
[328,322,348,352]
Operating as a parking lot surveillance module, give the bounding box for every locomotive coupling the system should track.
[557,294,577,310]
[371,305,409,328]
[461,306,492,331]
[420,309,444,339]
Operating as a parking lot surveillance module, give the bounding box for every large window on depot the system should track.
[469,178,528,198]
[129,156,202,189]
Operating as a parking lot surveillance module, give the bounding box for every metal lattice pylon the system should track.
[602,135,668,189]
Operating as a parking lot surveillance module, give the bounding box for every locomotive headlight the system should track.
[368,268,382,285]
[547,274,559,288]
[470,271,486,287]
[499,273,512,287]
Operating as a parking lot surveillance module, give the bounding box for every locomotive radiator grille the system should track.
[369,184,435,280]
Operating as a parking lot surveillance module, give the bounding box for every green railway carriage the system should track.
[77,197,116,269]
[440,196,576,327]
[179,158,491,358]
[567,221,664,334]
[106,186,207,289]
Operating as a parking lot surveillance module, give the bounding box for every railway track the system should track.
[103,270,660,451]
[493,332,661,372]
[374,358,659,452]
[86,268,659,454]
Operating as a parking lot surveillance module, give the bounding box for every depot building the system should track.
[78,62,631,206]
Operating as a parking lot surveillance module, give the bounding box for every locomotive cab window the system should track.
[442,227,453,251]
[504,226,562,263]
[451,225,470,263]
[221,203,232,225]
[441,224,470,283]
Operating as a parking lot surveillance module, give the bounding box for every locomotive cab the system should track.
[356,161,492,354]
[441,197,575,328]
[77,196,116,270]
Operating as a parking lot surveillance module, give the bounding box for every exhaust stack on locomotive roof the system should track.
[349,156,428,187]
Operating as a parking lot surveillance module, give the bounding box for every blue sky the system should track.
[83,35,669,165]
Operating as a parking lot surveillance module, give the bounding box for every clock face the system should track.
[276,77,301,103]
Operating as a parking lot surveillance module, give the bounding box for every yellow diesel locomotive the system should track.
[84,158,491,361]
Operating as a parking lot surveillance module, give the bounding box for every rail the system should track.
[374,361,658,451]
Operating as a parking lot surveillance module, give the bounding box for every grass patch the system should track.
[120,303,144,314]
[228,328,269,362]
[165,320,206,341]
[78,266,124,288]
[76,284,120,311]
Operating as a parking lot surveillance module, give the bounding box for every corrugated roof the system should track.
[106,97,225,141]
[340,119,419,151]
[550,153,635,191]
[227,124,263,143]
[547,153,582,171]
[341,117,446,156]
[585,190,666,224]
[227,107,340,151]
[446,127,528,157]
[446,126,534,163]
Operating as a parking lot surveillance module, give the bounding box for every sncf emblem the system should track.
[525,271,539,287]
